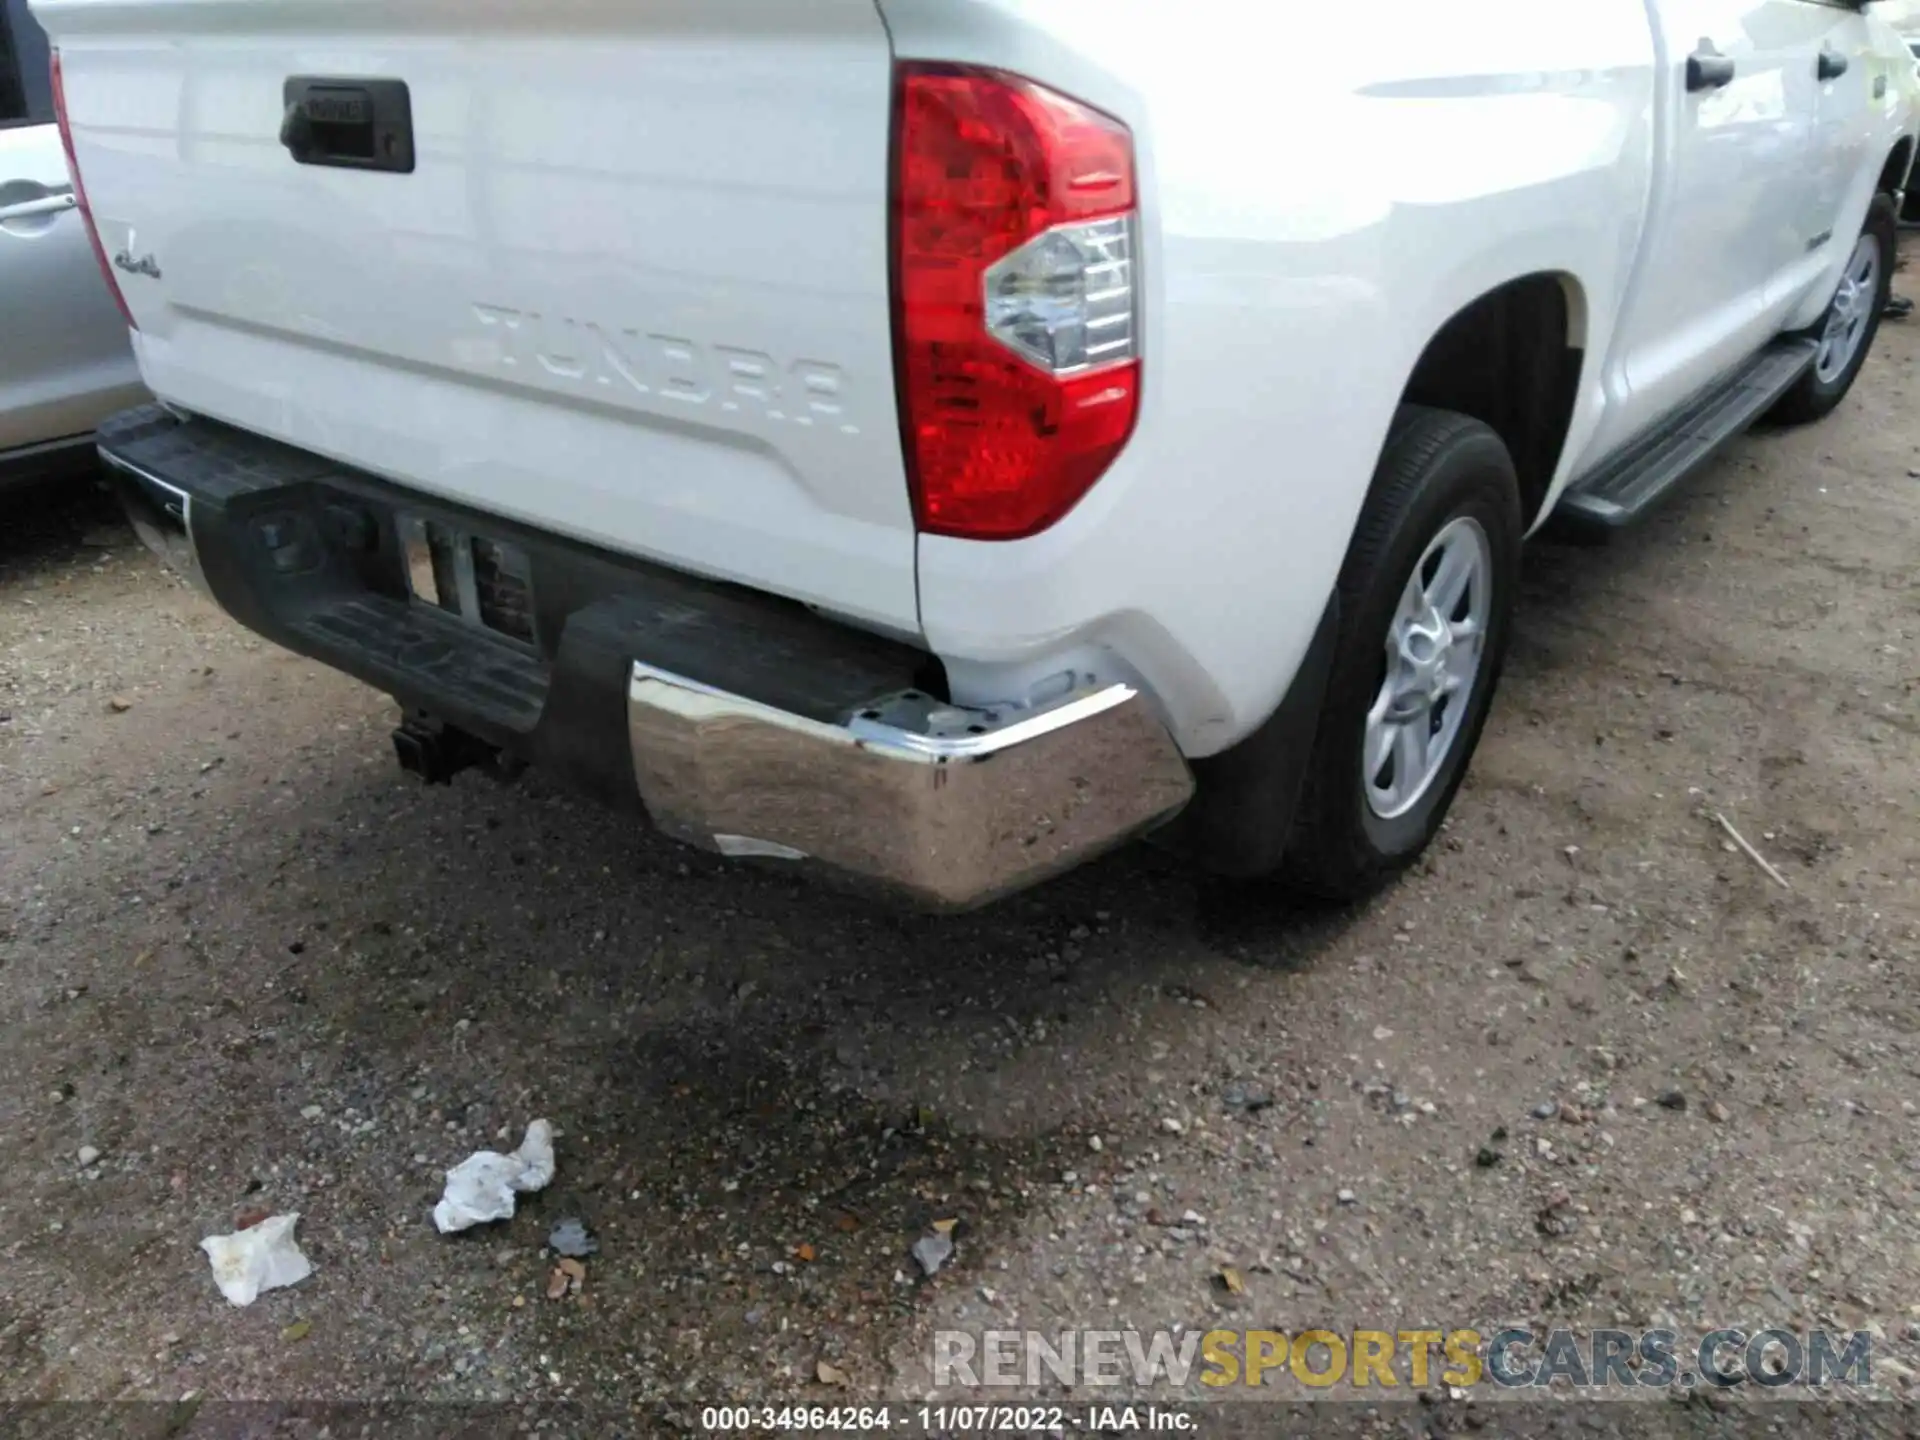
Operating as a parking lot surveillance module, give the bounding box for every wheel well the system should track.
[1400,274,1582,526]
[1880,137,1914,199]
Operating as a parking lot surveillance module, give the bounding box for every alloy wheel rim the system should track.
[1363,515,1493,821]
[1815,234,1880,385]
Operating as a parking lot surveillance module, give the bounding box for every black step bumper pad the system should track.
[96,405,927,814]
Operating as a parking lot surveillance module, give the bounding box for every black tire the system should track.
[1278,406,1521,902]
[1772,194,1896,425]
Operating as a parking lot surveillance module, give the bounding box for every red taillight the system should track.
[50,49,137,332]
[893,65,1140,541]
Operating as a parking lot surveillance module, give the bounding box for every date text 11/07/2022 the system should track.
[698,1406,1194,1432]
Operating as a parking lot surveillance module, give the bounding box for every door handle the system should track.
[1818,48,1849,82]
[1687,45,1736,92]
[0,191,76,223]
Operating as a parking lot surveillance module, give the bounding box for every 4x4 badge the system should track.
[113,248,161,279]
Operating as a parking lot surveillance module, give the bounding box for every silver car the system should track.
[0,0,143,487]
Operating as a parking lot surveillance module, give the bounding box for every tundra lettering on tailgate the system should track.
[469,304,857,434]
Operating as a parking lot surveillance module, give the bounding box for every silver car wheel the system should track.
[1363,515,1493,821]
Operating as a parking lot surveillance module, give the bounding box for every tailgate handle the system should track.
[281,77,415,173]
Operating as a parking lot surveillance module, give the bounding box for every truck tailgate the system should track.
[36,0,918,632]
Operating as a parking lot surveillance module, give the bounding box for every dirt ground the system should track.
[1,295,1916,1434]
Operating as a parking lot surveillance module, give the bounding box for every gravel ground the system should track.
[1,303,1916,1432]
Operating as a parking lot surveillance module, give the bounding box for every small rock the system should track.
[76,1145,101,1167]
[1216,1267,1245,1296]
[108,696,133,714]
[911,1232,954,1277]
[1532,1101,1556,1120]
[544,1267,569,1301]
[299,1105,324,1121]
[1537,1188,1577,1235]
[1372,1026,1394,1041]
[1705,1101,1730,1124]
[1161,1117,1185,1135]
[1475,1147,1502,1168]
[281,1320,311,1343]
[1088,1135,1103,1152]
[548,1218,598,1258]
[817,1360,850,1388]
[1335,1188,1357,1206]
[1222,1083,1273,1112]
[1657,1090,1688,1112]
[493,1246,518,1268]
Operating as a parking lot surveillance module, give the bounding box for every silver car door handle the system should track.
[0,192,78,222]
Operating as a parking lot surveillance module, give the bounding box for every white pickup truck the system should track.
[41,0,1918,908]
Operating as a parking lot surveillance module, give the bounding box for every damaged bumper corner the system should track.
[627,668,1194,910]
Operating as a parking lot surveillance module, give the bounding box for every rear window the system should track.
[0,0,52,127]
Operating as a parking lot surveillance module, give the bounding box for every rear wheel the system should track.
[1772,195,1896,424]
[1278,406,1521,901]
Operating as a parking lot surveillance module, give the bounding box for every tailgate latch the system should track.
[281,77,415,174]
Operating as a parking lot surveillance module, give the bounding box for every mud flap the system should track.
[1153,593,1341,879]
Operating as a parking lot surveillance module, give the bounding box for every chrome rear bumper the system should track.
[627,667,1194,909]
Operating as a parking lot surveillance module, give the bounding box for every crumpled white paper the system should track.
[200,1213,313,1307]
[432,1118,555,1234]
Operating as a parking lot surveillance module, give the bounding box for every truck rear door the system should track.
[1590,0,1820,457]
[33,0,919,633]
